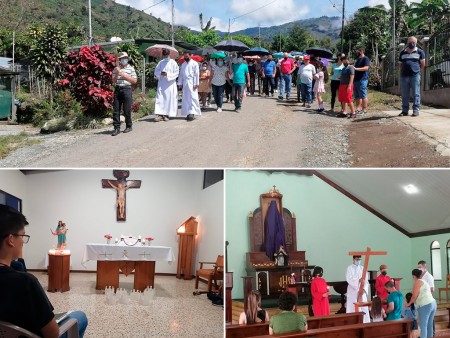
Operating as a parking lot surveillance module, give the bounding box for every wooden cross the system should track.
[102,170,141,221]
[349,247,387,301]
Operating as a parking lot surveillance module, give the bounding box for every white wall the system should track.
[195,179,224,270]
[1,170,223,274]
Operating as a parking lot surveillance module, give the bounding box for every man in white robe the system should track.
[177,51,201,121]
[154,49,179,121]
[346,255,370,323]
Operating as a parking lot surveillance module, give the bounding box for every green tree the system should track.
[270,33,288,52]
[284,24,315,52]
[199,13,216,32]
[28,24,68,102]
[407,0,450,35]
[228,34,257,49]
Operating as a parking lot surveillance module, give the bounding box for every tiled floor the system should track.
[31,271,224,338]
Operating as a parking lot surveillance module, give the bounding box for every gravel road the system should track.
[0,93,351,168]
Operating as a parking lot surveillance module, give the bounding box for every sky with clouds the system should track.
[115,0,420,32]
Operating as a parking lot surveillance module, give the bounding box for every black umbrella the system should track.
[190,46,217,56]
[242,47,270,56]
[214,39,249,52]
[305,47,333,59]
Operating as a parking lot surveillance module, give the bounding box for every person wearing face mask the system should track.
[311,266,331,316]
[154,48,179,122]
[111,52,138,136]
[338,56,356,118]
[231,54,250,112]
[261,55,277,97]
[247,59,256,96]
[398,36,426,117]
[177,51,201,121]
[353,48,370,116]
[198,61,211,109]
[375,264,392,310]
[278,52,295,100]
[346,255,370,323]
[210,58,227,112]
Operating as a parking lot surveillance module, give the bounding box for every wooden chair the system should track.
[194,255,224,295]
[439,274,450,301]
[0,318,79,338]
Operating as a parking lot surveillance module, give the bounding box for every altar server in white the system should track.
[154,49,180,121]
[177,51,201,121]
[346,255,370,323]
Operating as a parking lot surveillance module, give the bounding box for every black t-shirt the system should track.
[0,266,54,337]
[354,56,370,82]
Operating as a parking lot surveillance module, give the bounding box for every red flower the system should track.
[145,237,154,241]
[104,234,112,239]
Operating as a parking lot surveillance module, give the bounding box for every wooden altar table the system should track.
[82,243,174,291]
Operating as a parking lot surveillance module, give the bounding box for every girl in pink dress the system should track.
[311,266,331,316]
[313,61,328,112]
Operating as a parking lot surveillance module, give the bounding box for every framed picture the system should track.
[0,189,22,212]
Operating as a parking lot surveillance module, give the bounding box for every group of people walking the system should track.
[110,37,425,135]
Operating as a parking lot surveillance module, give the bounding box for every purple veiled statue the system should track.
[264,200,287,259]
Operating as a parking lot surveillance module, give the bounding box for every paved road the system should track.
[0,93,351,168]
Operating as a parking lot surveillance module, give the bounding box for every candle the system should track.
[121,234,124,239]
[138,235,141,240]
[115,238,118,243]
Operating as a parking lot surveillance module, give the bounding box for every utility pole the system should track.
[88,0,92,46]
[392,0,396,66]
[279,31,281,51]
[171,0,175,47]
[258,24,261,47]
[340,0,345,52]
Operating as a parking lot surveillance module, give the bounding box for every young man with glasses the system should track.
[0,205,88,337]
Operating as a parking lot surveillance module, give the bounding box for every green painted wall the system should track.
[226,170,414,299]
[412,234,450,292]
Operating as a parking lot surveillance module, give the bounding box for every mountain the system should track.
[221,16,342,43]
[1,0,171,42]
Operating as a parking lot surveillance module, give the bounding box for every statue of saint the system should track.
[108,180,129,218]
[52,220,68,249]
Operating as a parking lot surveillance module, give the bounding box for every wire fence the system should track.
[424,28,450,90]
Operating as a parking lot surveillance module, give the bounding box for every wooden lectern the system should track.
[176,216,198,280]
[48,253,70,292]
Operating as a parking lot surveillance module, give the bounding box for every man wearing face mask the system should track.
[346,255,370,323]
[261,55,277,97]
[111,52,138,136]
[231,54,250,112]
[375,264,392,309]
[399,36,426,117]
[154,49,179,122]
[278,52,295,100]
[353,48,371,116]
[177,51,201,121]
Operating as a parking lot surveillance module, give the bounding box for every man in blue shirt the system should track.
[262,55,277,97]
[231,54,250,112]
[398,36,426,117]
[353,48,370,115]
[384,281,403,320]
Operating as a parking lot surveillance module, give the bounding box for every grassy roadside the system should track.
[0,132,42,159]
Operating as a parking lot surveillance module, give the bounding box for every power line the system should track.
[141,0,167,12]
[232,0,278,22]
[327,0,343,15]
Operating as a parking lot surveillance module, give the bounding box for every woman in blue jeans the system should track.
[406,269,436,338]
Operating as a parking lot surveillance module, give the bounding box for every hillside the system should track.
[227,16,342,43]
[1,0,171,42]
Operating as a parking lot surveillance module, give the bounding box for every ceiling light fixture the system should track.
[404,184,419,194]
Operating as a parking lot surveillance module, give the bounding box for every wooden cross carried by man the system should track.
[102,170,141,221]
[349,247,387,302]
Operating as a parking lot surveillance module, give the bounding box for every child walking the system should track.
[313,61,328,112]
[402,292,419,338]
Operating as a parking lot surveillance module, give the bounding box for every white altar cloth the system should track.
[82,243,175,267]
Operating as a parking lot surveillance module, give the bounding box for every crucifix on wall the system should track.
[101,170,141,221]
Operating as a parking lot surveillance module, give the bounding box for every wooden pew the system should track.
[226,312,364,338]
[249,319,412,338]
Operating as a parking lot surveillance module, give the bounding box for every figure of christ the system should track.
[107,180,129,219]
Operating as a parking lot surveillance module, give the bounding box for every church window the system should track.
[0,189,22,211]
[431,240,442,280]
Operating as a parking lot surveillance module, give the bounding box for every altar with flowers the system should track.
[82,237,174,291]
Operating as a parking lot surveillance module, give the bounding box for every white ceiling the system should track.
[316,170,450,237]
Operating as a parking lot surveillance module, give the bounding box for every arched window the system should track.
[447,240,450,275]
[431,241,442,280]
